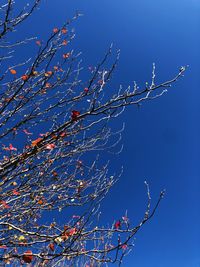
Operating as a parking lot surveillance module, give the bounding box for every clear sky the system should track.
[16,0,200,266]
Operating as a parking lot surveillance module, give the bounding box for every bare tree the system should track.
[0,1,186,266]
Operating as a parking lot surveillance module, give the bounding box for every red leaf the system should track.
[49,243,55,251]
[84,87,89,93]
[114,220,121,229]
[59,132,66,137]
[13,189,20,196]
[121,244,128,250]
[22,250,33,263]
[62,227,77,241]
[52,171,58,176]
[71,110,80,121]
[68,227,77,236]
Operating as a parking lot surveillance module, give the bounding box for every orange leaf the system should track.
[21,74,29,81]
[31,137,43,147]
[62,227,77,240]
[10,69,17,75]
[38,199,43,205]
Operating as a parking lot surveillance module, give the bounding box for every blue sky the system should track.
[14,0,200,266]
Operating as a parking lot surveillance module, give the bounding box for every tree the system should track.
[0,1,186,266]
